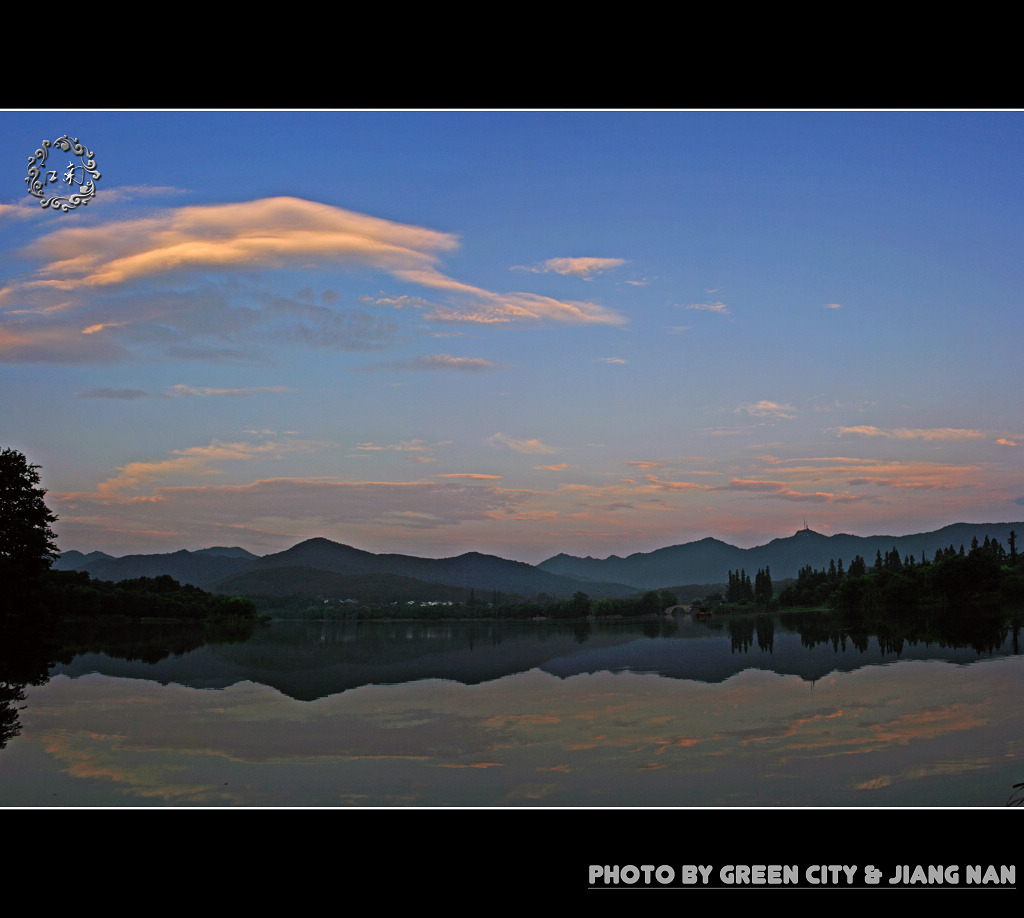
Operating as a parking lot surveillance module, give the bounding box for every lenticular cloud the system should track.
[26,196,461,288]
[10,195,626,329]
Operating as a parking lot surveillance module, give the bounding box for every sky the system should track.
[1,109,1022,563]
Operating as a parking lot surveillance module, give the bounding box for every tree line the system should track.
[39,569,258,622]
[776,533,1024,618]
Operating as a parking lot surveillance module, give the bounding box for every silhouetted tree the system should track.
[1,448,59,605]
[754,566,773,605]
[727,569,755,603]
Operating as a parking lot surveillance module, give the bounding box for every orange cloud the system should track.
[722,478,857,503]
[92,438,319,497]
[7,197,626,329]
[489,433,560,455]
[643,474,710,492]
[525,256,627,279]
[738,400,797,419]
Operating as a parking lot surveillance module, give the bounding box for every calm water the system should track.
[2,613,1022,807]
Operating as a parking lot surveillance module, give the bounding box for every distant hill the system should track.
[537,522,1024,588]
[54,522,1024,598]
[250,538,636,598]
[53,546,259,588]
[55,549,115,567]
[54,537,637,600]
[541,536,749,591]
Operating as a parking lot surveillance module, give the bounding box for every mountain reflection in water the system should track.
[40,612,1022,702]
[2,612,1022,807]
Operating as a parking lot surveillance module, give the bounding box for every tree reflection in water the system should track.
[0,622,56,749]
[0,617,260,749]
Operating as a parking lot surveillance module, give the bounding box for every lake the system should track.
[1,611,1022,807]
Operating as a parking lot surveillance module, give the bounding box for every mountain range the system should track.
[53,537,639,601]
[538,521,1024,588]
[54,521,1024,601]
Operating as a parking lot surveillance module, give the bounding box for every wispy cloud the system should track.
[168,384,293,397]
[0,199,54,221]
[733,455,990,496]
[90,437,319,497]
[721,478,857,503]
[77,384,293,399]
[424,292,625,326]
[367,354,503,372]
[0,324,127,363]
[684,301,730,314]
[489,433,559,455]
[355,440,430,452]
[738,400,797,419]
[518,257,628,279]
[643,474,710,492]
[0,283,401,365]
[838,426,987,441]
[86,184,190,204]
[3,180,183,220]
[366,293,436,311]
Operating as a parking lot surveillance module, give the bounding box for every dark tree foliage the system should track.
[780,533,1024,620]
[0,448,59,602]
[38,569,258,621]
[726,569,754,602]
[723,567,774,607]
[777,564,834,608]
[754,566,773,605]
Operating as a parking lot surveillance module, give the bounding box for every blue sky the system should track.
[1,110,1021,561]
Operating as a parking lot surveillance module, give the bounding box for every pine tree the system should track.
[754,566,773,605]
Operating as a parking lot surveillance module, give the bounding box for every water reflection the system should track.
[6,611,1020,706]
[2,611,1021,806]
[0,622,61,750]
[0,617,259,751]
